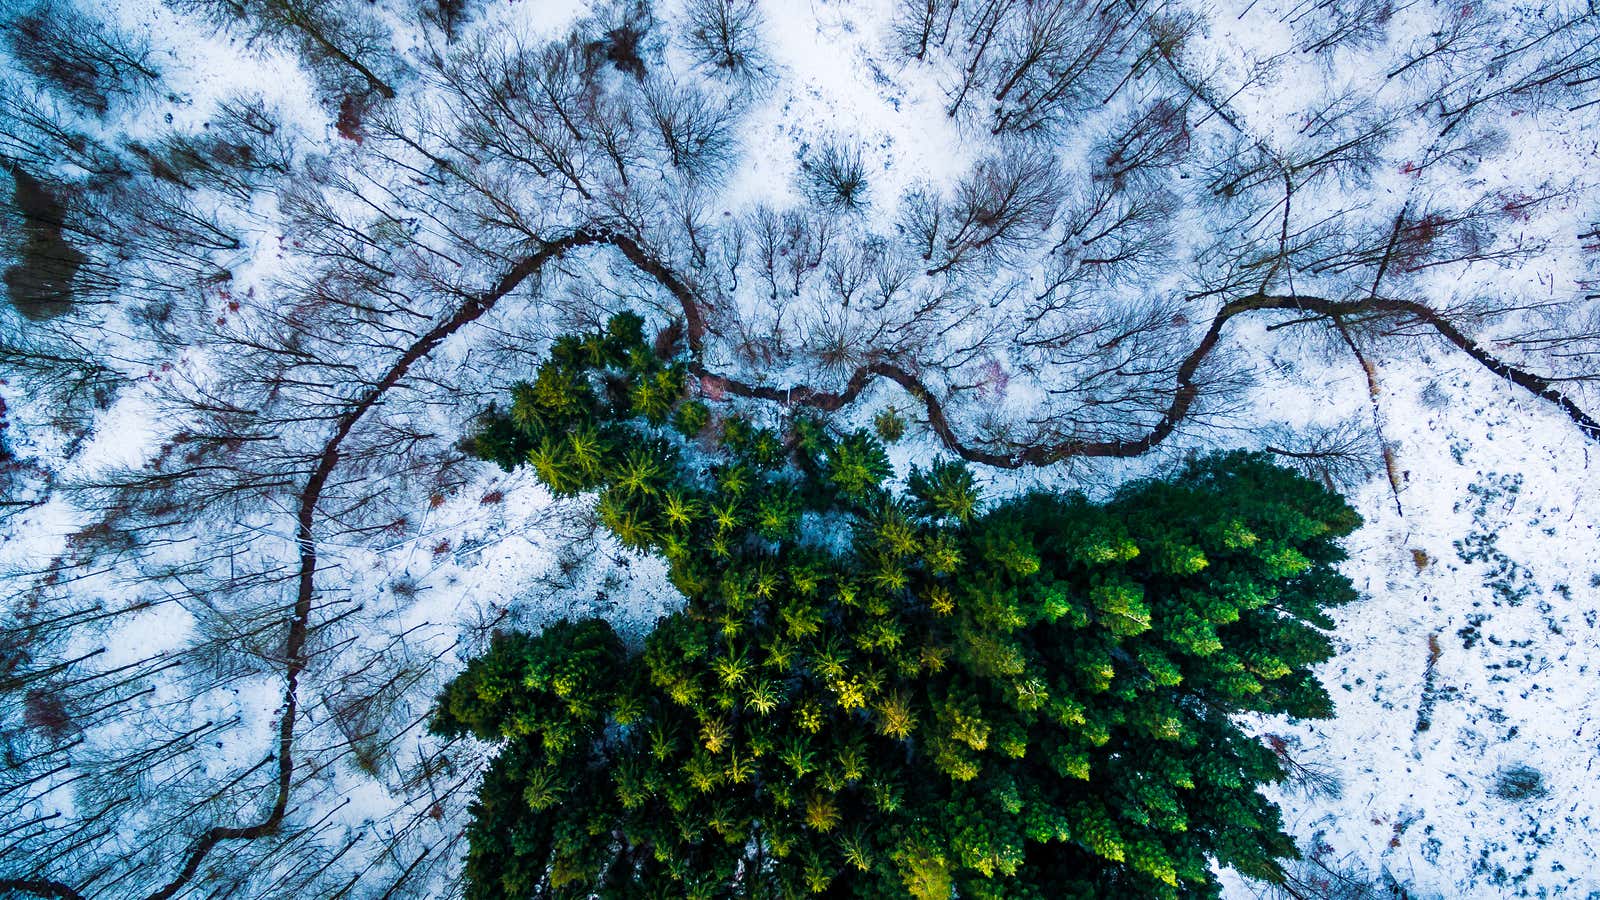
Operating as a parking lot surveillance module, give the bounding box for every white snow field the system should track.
[3,0,1599,896]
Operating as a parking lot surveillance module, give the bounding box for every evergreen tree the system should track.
[443,314,1362,899]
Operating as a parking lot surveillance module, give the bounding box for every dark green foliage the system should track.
[674,399,712,437]
[433,621,625,743]
[723,417,787,469]
[445,314,1363,899]
[459,402,526,471]
[909,459,981,523]
[824,430,892,504]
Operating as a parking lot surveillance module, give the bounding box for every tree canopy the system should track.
[437,312,1362,899]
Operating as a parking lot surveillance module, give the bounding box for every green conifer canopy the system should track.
[441,312,1362,899]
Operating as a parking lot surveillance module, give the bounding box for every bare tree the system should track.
[799,137,870,211]
[175,0,401,99]
[1386,3,1496,82]
[437,33,603,202]
[640,76,740,182]
[1424,7,1600,134]
[681,0,766,82]
[0,88,129,178]
[1262,418,1383,492]
[942,0,1017,119]
[143,95,299,201]
[1060,185,1179,281]
[3,1,162,115]
[1283,0,1395,55]
[891,0,957,60]
[987,0,1136,134]
[1094,96,1191,189]
[414,0,470,43]
[913,145,1063,275]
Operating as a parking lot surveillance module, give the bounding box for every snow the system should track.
[3,0,1600,895]
[1241,340,1600,895]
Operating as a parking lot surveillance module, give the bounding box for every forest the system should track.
[436,313,1364,898]
[2,0,1599,897]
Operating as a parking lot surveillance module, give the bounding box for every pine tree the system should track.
[444,314,1363,899]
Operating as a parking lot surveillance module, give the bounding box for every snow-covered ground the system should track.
[4,0,1600,895]
[1230,317,1600,896]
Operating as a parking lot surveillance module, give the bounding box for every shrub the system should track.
[873,405,907,443]
[445,313,1363,899]
[800,137,870,210]
[1491,764,1546,801]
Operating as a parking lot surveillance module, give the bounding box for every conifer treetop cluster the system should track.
[439,312,1363,899]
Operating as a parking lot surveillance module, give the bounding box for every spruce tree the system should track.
[440,313,1361,899]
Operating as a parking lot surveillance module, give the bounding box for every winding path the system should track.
[3,233,1596,899]
[699,291,1600,465]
